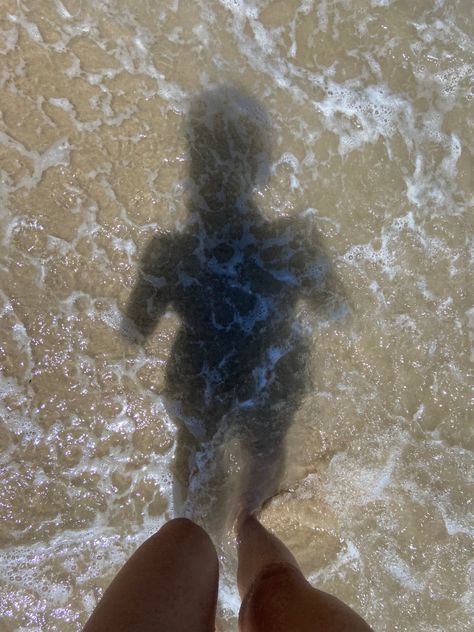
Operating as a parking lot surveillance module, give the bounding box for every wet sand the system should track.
[0,1,472,630]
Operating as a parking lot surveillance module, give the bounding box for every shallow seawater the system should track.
[0,1,472,630]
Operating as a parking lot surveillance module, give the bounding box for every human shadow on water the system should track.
[122,86,343,536]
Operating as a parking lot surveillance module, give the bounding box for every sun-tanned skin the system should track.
[82,519,218,632]
[237,516,374,631]
[83,516,374,632]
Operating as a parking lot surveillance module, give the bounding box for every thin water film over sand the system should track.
[0,1,472,631]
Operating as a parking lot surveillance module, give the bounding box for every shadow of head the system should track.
[186,86,272,209]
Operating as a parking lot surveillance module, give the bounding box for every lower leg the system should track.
[237,515,374,632]
[83,518,218,632]
[236,515,299,597]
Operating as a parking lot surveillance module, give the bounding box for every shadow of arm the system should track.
[121,235,173,342]
[293,217,347,319]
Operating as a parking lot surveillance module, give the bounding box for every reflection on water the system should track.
[124,87,340,533]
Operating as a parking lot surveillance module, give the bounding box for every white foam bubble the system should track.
[8,12,43,42]
[220,0,259,20]
[308,540,361,584]
[384,550,424,591]
[48,97,74,112]
[55,1,73,20]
